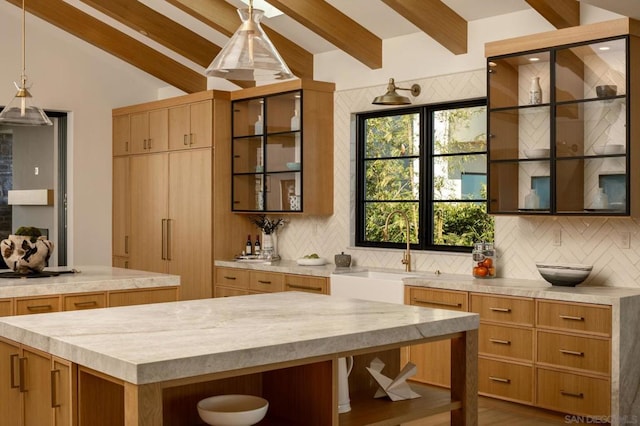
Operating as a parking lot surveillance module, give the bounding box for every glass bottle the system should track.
[245,234,252,256]
[254,114,263,134]
[254,234,261,256]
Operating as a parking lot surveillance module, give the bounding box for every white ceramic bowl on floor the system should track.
[197,394,268,426]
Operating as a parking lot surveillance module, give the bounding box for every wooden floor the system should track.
[404,396,572,425]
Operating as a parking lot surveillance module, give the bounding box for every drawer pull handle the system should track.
[223,276,237,280]
[560,390,584,399]
[559,314,584,321]
[257,280,272,284]
[74,301,98,308]
[559,349,584,357]
[27,304,53,312]
[51,369,61,408]
[413,299,462,308]
[489,338,511,345]
[489,376,511,384]
[10,354,20,389]
[287,284,323,292]
[489,307,511,313]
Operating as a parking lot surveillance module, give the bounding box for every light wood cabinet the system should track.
[284,274,329,294]
[114,90,253,300]
[230,80,334,215]
[0,298,13,316]
[112,115,130,156]
[213,266,330,297]
[250,271,284,293]
[0,338,75,426]
[130,109,168,154]
[63,293,107,311]
[16,296,60,316]
[168,101,212,150]
[107,287,178,307]
[112,156,130,260]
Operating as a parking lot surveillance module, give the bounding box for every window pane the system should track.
[433,154,487,200]
[365,158,420,200]
[433,202,494,247]
[364,202,419,244]
[433,106,486,155]
[364,113,420,158]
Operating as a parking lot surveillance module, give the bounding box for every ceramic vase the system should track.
[529,76,542,105]
[261,231,279,260]
[0,235,54,273]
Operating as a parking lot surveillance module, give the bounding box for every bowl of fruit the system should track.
[296,253,327,266]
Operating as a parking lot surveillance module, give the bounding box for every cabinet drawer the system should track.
[63,293,107,311]
[536,368,610,417]
[537,300,611,336]
[284,274,328,294]
[479,358,533,404]
[479,324,533,361]
[471,294,534,326]
[250,271,284,293]
[108,287,178,307]
[0,298,12,316]
[215,267,250,290]
[406,287,467,311]
[214,286,250,298]
[16,296,60,315]
[537,331,610,375]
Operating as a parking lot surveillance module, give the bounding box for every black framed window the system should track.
[356,98,493,252]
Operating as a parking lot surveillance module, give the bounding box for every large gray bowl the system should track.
[536,263,592,287]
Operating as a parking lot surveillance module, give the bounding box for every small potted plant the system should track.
[0,226,54,273]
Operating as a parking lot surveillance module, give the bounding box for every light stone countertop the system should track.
[0,291,479,385]
[215,258,338,277]
[0,265,180,298]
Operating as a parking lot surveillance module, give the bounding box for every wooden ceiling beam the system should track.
[382,0,467,55]
[166,0,314,80]
[265,0,382,69]
[79,0,220,68]
[8,0,206,93]
[525,0,580,29]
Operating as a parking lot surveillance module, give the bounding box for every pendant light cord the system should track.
[20,0,27,87]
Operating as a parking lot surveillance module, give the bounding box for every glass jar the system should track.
[472,242,496,278]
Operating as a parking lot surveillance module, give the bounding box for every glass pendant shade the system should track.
[205,7,293,81]
[0,79,52,126]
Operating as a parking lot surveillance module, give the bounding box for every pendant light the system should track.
[0,0,52,126]
[205,0,294,81]
[372,78,421,106]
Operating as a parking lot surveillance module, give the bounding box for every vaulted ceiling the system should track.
[5,0,640,93]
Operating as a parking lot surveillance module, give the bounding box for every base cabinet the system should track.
[405,285,613,418]
[213,266,330,297]
[0,338,75,426]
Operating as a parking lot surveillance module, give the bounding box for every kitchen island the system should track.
[0,291,479,425]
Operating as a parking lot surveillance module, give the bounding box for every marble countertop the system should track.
[0,292,478,385]
[215,258,337,277]
[0,266,180,298]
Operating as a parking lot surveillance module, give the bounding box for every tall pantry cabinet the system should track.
[112,91,251,300]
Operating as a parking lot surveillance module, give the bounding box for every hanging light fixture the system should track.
[0,0,52,126]
[205,0,294,81]
[372,78,421,105]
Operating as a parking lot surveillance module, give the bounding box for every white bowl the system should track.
[296,257,327,266]
[197,395,268,426]
[535,263,592,287]
[524,149,550,159]
[593,146,605,155]
[603,144,625,155]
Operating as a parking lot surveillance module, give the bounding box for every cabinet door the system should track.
[52,357,75,426]
[112,115,130,156]
[63,292,107,311]
[112,156,130,258]
[168,104,190,150]
[188,101,212,149]
[147,109,168,153]
[22,347,52,426]
[168,149,212,299]
[108,287,178,307]
[0,338,21,426]
[129,153,169,274]
[283,275,328,294]
[16,296,60,315]
[130,112,149,154]
[0,298,13,316]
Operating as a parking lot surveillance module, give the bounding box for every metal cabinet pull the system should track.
[125,141,129,152]
[74,301,98,308]
[161,219,167,260]
[559,314,584,321]
[559,349,584,357]
[27,304,53,312]
[167,219,172,260]
[287,284,322,292]
[183,134,188,146]
[143,139,147,149]
[51,369,61,408]
[257,280,272,284]
[223,276,237,280]
[489,307,511,313]
[489,376,511,384]
[10,353,20,389]
[489,338,511,345]
[148,138,152,149]
[124,235,129,254]
[413,299,462,308]
[560,390,584,398]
